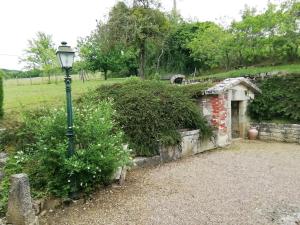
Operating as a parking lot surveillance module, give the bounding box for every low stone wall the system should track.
[132,130,217,167]
[159,130,217,163]
[251,123,300,143]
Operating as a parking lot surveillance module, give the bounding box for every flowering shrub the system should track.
[0,101,131,215]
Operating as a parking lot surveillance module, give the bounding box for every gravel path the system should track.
[42,140,300,225]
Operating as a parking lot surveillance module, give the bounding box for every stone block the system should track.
[6,173,39,225]
[283,138,297,143]
[159,145,181,163]
[0,152,7,159]
[259,132,271,137]
[291,124,300,129]
[269,128,282,133]
[113,166,127,186]
[43,198,61,210]
[0,158,7,169]
[32,199,45,216]
[0,218,5,225]
[259,136,272,141]
[133,156,161,168]
[0,170,4,181]
[180,130,201,157]
[119,167,127,186]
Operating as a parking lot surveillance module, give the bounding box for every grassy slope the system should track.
[197,64,300,79]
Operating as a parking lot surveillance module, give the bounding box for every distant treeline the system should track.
[0,67,82,79]
[77,0,300,78]
[7,0,300,79]
[1,69,43,79]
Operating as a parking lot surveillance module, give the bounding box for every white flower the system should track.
[68,180,71,183]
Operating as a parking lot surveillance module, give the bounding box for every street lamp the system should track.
[56,42,75,157]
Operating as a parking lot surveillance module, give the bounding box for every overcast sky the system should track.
[0,0,282,70]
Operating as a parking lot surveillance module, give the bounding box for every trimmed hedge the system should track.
[0,70,3,118]
[79,78,212,156]
[248,74,300,123]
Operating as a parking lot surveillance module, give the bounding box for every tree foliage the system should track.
[78,1,168,79]
[248,74,300,122]
[20,32,58,82]
[78,0,300,77]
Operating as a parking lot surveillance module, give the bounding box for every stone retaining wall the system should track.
[133,130,217,167]
[159,129,217,163]
[251,123,300,143]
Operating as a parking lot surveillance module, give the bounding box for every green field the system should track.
[4,63,300,118]
[4,76,124,114]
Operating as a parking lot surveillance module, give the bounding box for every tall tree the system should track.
[20,32,57,83]
[188,22,230,70]
[106,1,168,79]
[78,20,138,79]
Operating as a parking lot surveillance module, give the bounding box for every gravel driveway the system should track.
[42,140,300,225]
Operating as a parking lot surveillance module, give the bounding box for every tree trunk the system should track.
[139,41,146,79]
[225,51,230,71]
[156,48,164,74]
[104,70,108,80]
[48,73,51,84]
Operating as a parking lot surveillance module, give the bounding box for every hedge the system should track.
[79,78,212,156]
[248,74,300,123]
[0,70,3,118]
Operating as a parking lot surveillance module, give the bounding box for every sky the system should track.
[0,0,282,70]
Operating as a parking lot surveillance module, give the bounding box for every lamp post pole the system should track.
[65,67,75,157]
[56,42,76,157]
[56,42,77,198]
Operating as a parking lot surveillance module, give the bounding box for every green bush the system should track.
[0,70,4,118]
[0,101,131,215]
[248,74,300,123]
[79,78,212,156]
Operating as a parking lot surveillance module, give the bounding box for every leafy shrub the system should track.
[248,74,300,122]
[0,101,131,215]
[0,70,4,118]
[79,78,212,156]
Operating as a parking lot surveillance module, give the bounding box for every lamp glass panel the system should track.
[57,54,63,68]
[59,52,75,68]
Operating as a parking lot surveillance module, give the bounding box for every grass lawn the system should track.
[197,63,300,79]
[4,76,125,114]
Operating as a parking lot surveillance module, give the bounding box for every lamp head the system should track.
[56,42,75,69]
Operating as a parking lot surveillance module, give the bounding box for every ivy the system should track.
[248,74,300,123]
[80,78,212,156]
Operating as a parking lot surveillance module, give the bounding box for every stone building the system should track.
[159,77,261,162]
[199,77,261,147]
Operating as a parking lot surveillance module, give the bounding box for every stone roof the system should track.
[204,77,261,95]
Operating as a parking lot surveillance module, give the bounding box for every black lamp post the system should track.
[56,42,75,157]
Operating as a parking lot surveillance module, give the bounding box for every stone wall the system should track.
[159,129,217,162]
[251,123,300,143]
